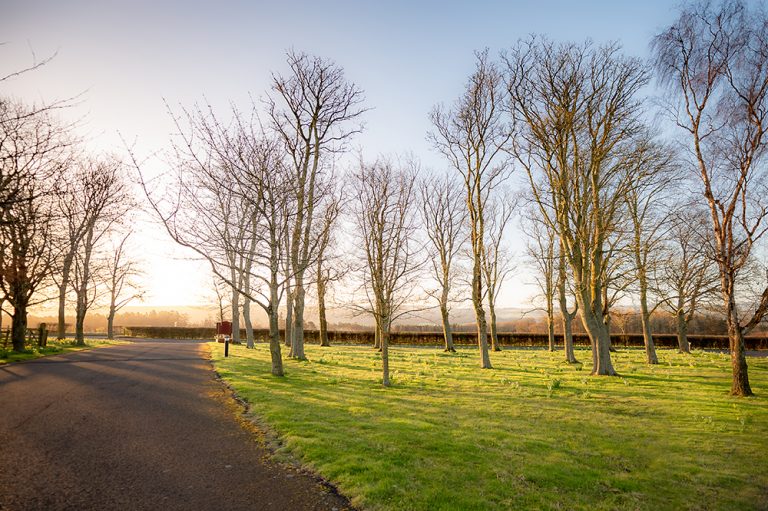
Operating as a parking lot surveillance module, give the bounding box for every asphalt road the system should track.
[0,339,352,511]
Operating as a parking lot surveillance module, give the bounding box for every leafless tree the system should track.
[104,230,144,339]
[68,157,131,345]
[482,195,515,351]
[655,208,720,352]
[418,173,467,352]
[652,0,768,395]
[351,157,420,387]
[135,103,293,376]
[623,136,679,364]
[523,211,558,351]
[506,37,649,376]
[209,273,231,325]
[0,98,69,351]
[313,190,344,347]
[268,50,366,360]
[0,179,58,351]
[557,248,580,363]
[429,49,512,369]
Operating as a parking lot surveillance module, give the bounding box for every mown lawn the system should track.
[210,343,768,511]
[0,338,126,364]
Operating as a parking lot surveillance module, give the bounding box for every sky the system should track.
[1,0,682,311]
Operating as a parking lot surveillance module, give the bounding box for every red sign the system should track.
[216,321,232,335]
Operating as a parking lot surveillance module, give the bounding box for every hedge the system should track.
[122,326,768,350]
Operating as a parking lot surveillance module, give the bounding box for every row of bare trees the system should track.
[137,1,765,396]
[1,52,143,351]
[421,0,767,397]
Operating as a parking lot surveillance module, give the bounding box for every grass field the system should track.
[210,343,768,511]
[0,338,125,364]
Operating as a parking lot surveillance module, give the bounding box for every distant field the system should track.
[210,344,768,511]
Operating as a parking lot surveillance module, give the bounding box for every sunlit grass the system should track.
[211,343,768,511]
[0,338,127,364]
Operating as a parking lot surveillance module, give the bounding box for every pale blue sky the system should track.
[1,0,681,309]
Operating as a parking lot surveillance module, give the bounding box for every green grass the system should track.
[0,338,126,364]
[211,344,768,511]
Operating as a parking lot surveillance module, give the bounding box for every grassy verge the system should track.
[211,343,768,511]
[0,338,127,364]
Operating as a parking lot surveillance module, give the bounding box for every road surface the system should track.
[0,339,352,511]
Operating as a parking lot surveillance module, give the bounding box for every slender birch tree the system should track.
[652,0,768,395]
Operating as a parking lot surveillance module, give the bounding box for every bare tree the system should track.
[352,157,420,387]
[623,136,679,364]
[418,173,466,352]
[523,211,558,351]
[53,177,87,340]
[105,230,144,339]
[429,49,512,369]
[652,0,768,395]
[0,99,68,351]
[69,157,130,345]
[268,50,366,360]
[557,248,580,363]
[655,208,719,352]
[506,38,649,376]
[482,196,515,351]
[0,179,58,351]
[314,190,344,347]
[135,103,291,376]
[209,273,231,325]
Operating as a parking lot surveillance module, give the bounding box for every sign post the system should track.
[216,321,233,357]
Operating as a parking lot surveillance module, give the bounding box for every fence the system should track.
[1,324,50,351]
[122,326,768,350]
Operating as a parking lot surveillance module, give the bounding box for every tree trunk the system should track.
[56,280,68,340]
[291,283,306,359]
[243,296,254,348]
[56,256,73,340]
[562,312,578,363]
[557,256,578,363]
[472,261,492,368]
[230,282,240,344]
[75,305,85,345]
[284,285,293,348]
[639,280,658,364]
[10,304,27,352]
[381,318,390,387]
[267,291,284,377]
[107,308,116,340]
[725,292,752,396]
[317,277,330,347]
[546,309,555,352]
[578,296,616,376]
[676,310,690,354]
[374,323,381,350]
[488,295,501,352]
[439,300,455,352]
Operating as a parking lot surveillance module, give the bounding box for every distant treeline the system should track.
[124,326,768,350]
